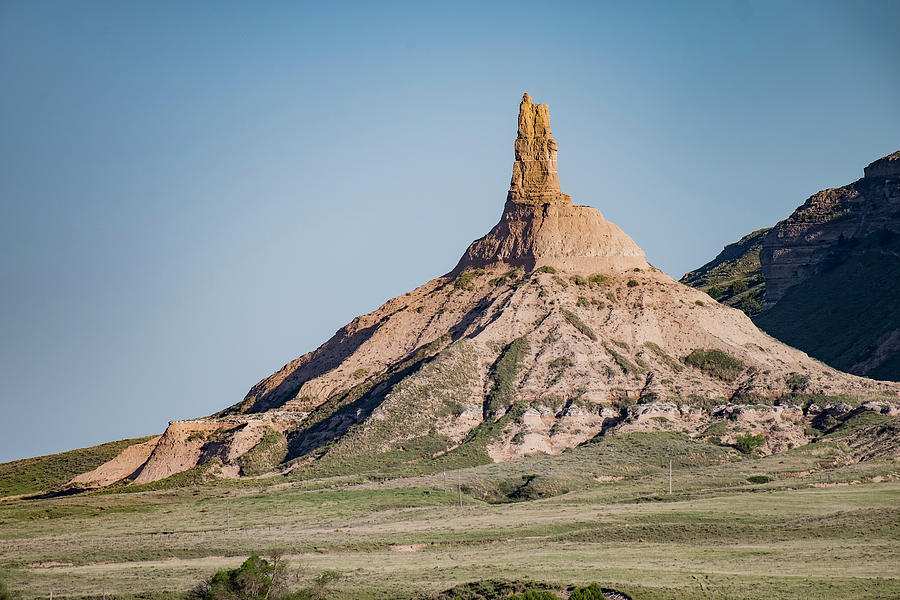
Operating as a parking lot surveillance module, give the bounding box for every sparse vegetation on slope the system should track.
[237,430,288,477]
[683,348,745,382]
[0,437,152,497]
[486,337,530,418]
[560,309,597,341]
[680,228,770,316]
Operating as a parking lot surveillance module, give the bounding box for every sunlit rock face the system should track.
[454,93,648,274]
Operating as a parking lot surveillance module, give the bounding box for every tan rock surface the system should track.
[69,436,161,487]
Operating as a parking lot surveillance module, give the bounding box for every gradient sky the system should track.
[1,1,899,462]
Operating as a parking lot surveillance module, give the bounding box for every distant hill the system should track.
[683,150,900,381]
[680,228,770,316]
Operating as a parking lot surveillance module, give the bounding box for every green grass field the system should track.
[1,430,898,600]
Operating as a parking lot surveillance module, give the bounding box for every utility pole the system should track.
[458,475,462,508]
[668,459,672,495]
[226,498,230,532]
[442,471,446,494]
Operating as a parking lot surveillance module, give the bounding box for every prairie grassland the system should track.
[1,434,898,600]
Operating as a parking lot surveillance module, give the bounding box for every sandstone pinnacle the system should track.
[509,93,569,204]
[454,93,647,274]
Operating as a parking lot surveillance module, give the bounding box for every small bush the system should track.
[785,373,810,392]
[576,296,590,307]
[606,292,617,303]
[706,285,723,300]
[571,275,588,286]
[626,279,639,287]
[730,279,749,295]
[535,265,556,274]
[683,349,745,382]
[694,300,705,306]
[589,274,607,284]
[747,475,772,484]
[739,296,762,315]
[194,555,341,600]
[736,433,765,454]
[570,583,608,600]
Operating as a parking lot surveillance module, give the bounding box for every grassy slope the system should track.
[753,252,900,380]
[0,437,152,498]
[679,228,769,316]
[1,427,898,600]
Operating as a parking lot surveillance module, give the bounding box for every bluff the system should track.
[66,96,899,490]
[682,150,900,380]
[761,150,900,304]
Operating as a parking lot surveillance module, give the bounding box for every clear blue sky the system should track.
[1,1,898,462]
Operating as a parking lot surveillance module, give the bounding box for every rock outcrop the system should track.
[69,97,900,488]
[682,149,900,381]
[760,150,900,304]
[454,93,647,274]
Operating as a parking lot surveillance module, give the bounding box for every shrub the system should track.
[706,285,723,300]
[643,342,684,372]
[194,555,341,600]
[739,296,762,315]
[747,475,772,484]
[736,433,765,454]
[535,265,556,274]
[730,279,749,295]
[694,300,705,306]
[785,373,810,392]
[626,279,639,287]
[570,583,607,600]
[576,296,590,307]
[589,273,607,284]
[197,554,277,600]
[571,275,588,286]
[606,292,617,303]
[0,579,18,600]
[683,349,745,382]
[702,420,727,437]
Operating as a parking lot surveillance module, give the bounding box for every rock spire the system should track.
[508,93,570,204]
[453,93,647,274]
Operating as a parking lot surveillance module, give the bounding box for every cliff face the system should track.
[683,150,900,381]
[760,151,900,304]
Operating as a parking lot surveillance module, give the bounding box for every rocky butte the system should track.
[71,95,900,489]
[681,148,900,381]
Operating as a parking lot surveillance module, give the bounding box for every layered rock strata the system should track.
[455,93,647,274]
[761,150,900,304]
